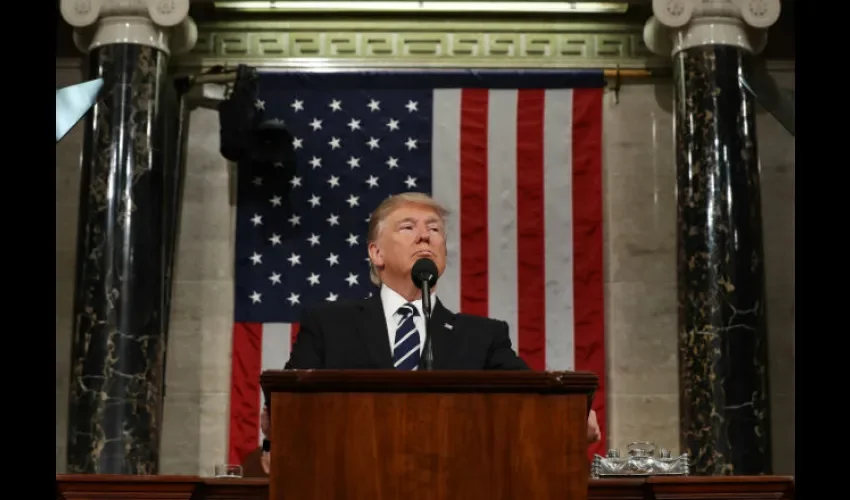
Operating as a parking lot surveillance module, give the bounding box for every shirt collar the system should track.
[380,284,436,319]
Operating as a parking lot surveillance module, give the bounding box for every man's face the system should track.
[369,203,447,285]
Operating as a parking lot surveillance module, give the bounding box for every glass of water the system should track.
[214,464,243,478]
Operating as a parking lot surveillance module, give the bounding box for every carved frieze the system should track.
[174,20,668,69]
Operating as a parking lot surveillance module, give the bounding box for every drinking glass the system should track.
[214,464,243,478]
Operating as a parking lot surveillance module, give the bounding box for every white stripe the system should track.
[394,329,417,349]
[259,323,292,443]
[394,345,419,366]
[431,89,462,313]
[485,90,520,351]
[543,90,576,370]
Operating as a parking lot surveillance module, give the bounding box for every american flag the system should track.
[228,71,607,464]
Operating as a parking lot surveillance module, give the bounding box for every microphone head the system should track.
[411,257,438,289]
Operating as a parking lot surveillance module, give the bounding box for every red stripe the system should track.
[570,88,606,458]
[227,322,263,464]
[515,90,547,371]
[290,322,301,346]
[459,89,489,316]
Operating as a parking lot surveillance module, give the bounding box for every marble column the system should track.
[59,0,197,474]
[643,0,781,475]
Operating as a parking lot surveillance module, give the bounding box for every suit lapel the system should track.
[428,299,457,370]
[358,294,394,368]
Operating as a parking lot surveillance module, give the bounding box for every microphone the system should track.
[411,257,438,370]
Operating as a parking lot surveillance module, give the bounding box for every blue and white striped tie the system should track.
[393,303,421,370]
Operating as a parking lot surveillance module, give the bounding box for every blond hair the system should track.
[367,192,450,286]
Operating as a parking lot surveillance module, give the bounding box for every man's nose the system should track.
[416,228,431,242]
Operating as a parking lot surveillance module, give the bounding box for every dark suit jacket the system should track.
[285,295,529,370]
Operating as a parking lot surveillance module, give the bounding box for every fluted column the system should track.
[60,0,197,474]
[643,0,781,476]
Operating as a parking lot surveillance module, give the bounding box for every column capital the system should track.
[60,0,198,56]
[643,0,781,58]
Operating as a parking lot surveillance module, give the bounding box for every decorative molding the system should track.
[57,16,794,73]
[173,19,669,69]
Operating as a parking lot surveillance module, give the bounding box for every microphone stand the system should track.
[420,279,434,371]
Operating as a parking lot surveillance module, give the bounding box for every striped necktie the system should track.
[393,303,421,370]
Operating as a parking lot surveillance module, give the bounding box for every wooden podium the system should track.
[261,369,597,500]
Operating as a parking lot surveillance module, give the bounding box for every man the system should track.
[285,192,601,442]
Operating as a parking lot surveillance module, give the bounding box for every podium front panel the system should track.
[267,375,592,500]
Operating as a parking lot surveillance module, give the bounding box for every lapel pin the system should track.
[444,323,453,330]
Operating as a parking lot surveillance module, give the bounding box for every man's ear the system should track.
[368,242,383,267]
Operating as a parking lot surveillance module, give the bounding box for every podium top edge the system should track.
[260,370,598,394]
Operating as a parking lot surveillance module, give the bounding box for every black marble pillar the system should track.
[66,43,182,474]
[673,45,772,475]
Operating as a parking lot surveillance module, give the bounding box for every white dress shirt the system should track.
[380,284,436,356]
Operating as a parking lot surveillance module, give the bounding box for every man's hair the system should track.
[367,192,450,286]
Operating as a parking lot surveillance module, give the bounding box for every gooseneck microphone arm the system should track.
[411,258,439,371]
